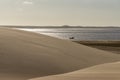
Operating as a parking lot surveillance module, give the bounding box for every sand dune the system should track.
[0,28,120,80]
[31,62,120,80]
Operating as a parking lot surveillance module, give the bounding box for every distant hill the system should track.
[0,25,120,28]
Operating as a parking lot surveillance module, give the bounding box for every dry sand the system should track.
[0,27,120,80]
[31,61,120,80]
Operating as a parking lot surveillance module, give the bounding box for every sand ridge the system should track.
[0,27,120,80]
[31,61,120,80]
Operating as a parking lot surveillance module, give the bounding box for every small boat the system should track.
[69,37,74,39]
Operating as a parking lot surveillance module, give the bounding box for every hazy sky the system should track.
[0,0,120,26]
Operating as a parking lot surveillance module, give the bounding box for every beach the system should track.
[75,41,120,54]
[88,45,120,54]
[0,27,120,80]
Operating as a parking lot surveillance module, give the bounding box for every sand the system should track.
[31,61,120,80]
[0,27,120,80]
[76,41,120,54]
[87,45,120,54]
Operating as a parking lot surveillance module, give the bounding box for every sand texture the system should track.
[0,28,120,80]
[31,62,120,80]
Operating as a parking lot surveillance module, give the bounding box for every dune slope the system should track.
[31,62,120,80]
[0,28,120,80]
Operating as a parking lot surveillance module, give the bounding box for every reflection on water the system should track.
[17,27,120,41]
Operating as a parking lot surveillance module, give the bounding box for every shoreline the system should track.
[75,41,120,46]
[75,41,120,54]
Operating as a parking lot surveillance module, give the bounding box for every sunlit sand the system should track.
[31,62,120,80]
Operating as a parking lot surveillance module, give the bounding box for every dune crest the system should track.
[0,28,120,80]
[31,62,120,80]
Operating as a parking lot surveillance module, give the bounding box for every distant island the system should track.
[0,25,120,28]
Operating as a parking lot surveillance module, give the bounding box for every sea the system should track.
[17,27,120,41]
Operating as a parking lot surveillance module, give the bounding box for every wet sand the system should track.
[87,45,120,54]
[75,41,120,54]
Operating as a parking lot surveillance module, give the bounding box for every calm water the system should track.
[17,27,120,41]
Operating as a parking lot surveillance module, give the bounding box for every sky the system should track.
[0,0,120,26]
